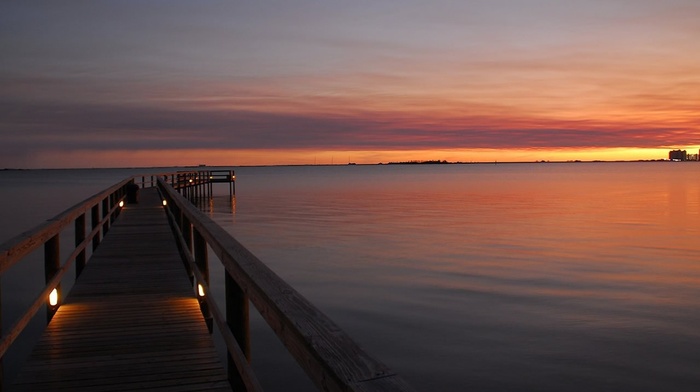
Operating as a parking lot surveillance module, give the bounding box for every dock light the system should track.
[189,179,193,183]
[162,199,168,206]
[231,175,235,180]
[49,288,59,307]
[197,283,205,297]
[119,200,124,208]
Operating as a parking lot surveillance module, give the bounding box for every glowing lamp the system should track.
[49,288,59,307]
[231,175,236,180]
[197,283,205,297]
[119,200,124,208]
[189,179,193,183]
[162,199,168,206]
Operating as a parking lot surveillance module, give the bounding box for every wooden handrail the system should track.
[158,178,415,392]
[161,195,263,392]
[0,179,132,359]
[0,170,195,358]
[0,178,132,274]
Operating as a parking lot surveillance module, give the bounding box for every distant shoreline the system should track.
[2,158,689,171]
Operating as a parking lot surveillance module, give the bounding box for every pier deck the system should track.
[11,188,231,391]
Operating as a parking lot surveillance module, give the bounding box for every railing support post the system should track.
[194,229,212,332]
[91,204,101,252]
[75,213,86,278]
[101,197,110,235]
[226,271,251,389]
[44,234,60,323]
[174,207,194,285]
[182,216,192,253]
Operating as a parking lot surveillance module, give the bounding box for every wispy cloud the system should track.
[1,0,699,167]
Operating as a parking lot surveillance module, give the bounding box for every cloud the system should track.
[2,96,697,159]
[2,0,699,168]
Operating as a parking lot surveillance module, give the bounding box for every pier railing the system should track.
[0,171,205,390]
[158,178,414,392]
[0,177,132,377]
[135,169,235,199]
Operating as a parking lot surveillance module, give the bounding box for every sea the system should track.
[1,162,700,391]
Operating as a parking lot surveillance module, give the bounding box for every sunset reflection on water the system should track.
[216,162,700,392]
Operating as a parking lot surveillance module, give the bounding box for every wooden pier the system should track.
[0,171,414,392]
[11,188,230,391]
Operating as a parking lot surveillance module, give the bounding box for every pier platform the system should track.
[11,188,231,391]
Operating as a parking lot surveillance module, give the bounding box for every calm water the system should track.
[3,163,700,391]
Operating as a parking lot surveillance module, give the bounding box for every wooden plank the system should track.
[11,188,231,392]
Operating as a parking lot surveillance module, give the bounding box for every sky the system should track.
[1,0,699,168]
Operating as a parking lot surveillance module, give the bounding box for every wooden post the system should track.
[182,216,193,253]
[193,228,212,332]
[44,234,60,323]
[195,174,200,200]
[176,207,194,285]
[226,271,251,389]
[75,213,86,278]
[109,193,115,224]
[101,197,110,235]
[184,174,188,197]
[91,204,101,252]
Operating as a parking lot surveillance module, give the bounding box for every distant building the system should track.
[669,149,687,161]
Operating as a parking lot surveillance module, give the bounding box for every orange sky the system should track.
[1,1,699,168]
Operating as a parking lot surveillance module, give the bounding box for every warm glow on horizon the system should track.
[2,2,699,168]
[15,146,699,169]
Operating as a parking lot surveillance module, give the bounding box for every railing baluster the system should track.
[193,228,212,332]
[109,193,114,224]
[101,198,110,235]
[182,216,193,253]
[44,235,60,323]
[226,271,251,390]
[91,204,101,251]
[177,207,194,285]
[75,214,86,278]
